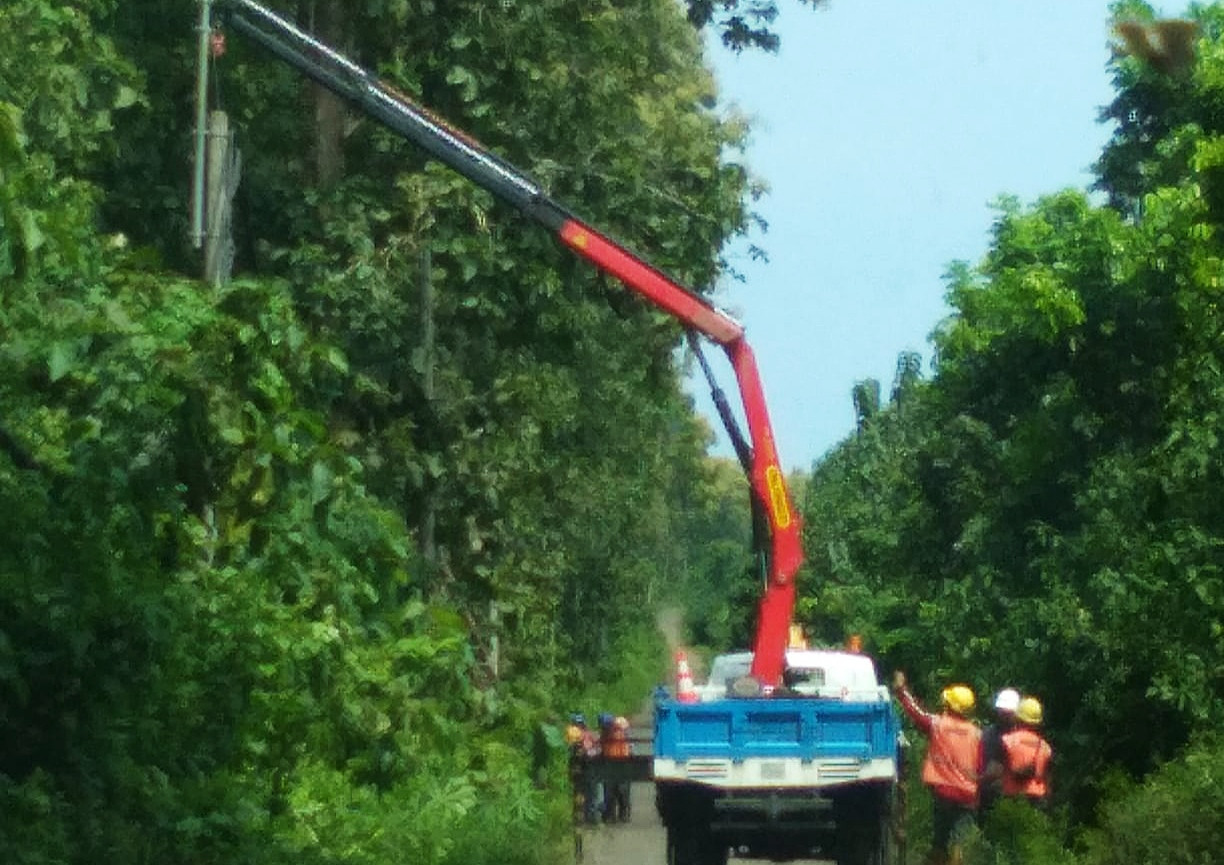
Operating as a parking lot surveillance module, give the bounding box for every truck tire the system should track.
[834,784,895,865]
[666,823,728,865]
[835,813,891,865]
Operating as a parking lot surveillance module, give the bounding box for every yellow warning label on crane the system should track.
[766,465,791,529]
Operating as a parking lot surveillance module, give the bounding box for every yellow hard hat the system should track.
[941,684,976,715]
[1016,696,1043,725]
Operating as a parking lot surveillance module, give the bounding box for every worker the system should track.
[893,671,981,865]
[566,713,601,824]
[601,716,633,822]
[977,687,1020,817]
[564,713,585,749]
[575,713,600,759]
[1000,696,1053,809]
[601,714,632,759]
[586,712,618,822]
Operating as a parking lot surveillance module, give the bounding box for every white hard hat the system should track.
[994,688,1021,713]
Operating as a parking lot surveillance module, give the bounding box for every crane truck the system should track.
[199,3,902,864]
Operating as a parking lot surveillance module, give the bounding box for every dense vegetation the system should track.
[7,0,1224,862]
[0,0,768,862]
[798,2,1224,861]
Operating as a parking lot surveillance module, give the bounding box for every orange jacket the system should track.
[923,715,981,805]
[601,727,631,759]
[1001,728,1052,799]
[897,686,980,806]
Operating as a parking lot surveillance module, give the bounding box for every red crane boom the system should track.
[209,0,803,685]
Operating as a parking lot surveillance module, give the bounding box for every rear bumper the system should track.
[652,755,897,789]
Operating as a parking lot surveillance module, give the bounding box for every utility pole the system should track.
[203,110,238,286]
[191,0,238,285]
[190,0,213,250]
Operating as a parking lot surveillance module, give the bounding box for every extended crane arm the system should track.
[209,0,803,686]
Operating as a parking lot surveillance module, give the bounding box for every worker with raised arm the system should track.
[1000,696,1053,809]
[893,670,981,865]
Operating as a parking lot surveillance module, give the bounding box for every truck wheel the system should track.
[666,825,695,865]
[666,825,728,865]
[835,815,891,865]
[865,815,892,865]
[834,786,895,865]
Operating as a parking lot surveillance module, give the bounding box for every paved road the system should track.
[580,782,836,865]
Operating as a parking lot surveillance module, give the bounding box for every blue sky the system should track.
[689,0,1180,471]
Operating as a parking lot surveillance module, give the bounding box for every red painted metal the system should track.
[728,340,802,685]
[559,220,743,345]
[562,220,803,686]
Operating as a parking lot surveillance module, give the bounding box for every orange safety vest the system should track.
[922,715,981,804]
[601,728,631,759]
[1000,728,1052,799]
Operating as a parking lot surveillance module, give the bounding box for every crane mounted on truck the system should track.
[200,0,801,689]
[198,6,903,864]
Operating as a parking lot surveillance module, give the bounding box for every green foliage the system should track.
[685,0,830,52]
[0,101,102,283]
[1079,734,1224,865]
[965,799,1075,865]
[671,455,757,650]
[801,0,1224,833]
[800,356,931,656]
[1,245,488,860]
[0,0,144,177]
[199,0,761,694]
[1,0,768,861]
[571,619,669,721]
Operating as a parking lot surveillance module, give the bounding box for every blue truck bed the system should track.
[653,696,900,792]
[655,697,899,761]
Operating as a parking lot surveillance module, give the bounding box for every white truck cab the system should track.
[698,648,888,702]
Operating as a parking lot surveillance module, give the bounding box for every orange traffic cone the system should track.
[675,650,698,703]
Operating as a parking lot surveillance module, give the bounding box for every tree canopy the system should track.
[0,0,768,861]
[15,0,1224,861]
[685,0,829,52]
[800,0,1224,835]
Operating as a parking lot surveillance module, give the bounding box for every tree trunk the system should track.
[306,0,346,189]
